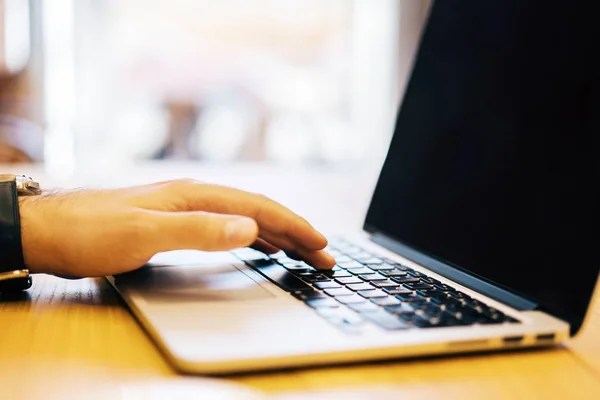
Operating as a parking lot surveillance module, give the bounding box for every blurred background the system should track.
[0,0,430,176]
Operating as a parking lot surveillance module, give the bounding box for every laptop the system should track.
[108,1,600,374]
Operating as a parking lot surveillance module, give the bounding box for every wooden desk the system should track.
[1,163,599,399]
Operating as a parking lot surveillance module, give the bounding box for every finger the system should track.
[251,238,280,255]
[138,180,328,251]
[258,231,335,269]
[141,210,259,253]
[291,249,335,270]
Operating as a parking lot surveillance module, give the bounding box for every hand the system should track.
[18,179,335,277]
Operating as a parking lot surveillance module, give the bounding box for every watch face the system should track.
[0,174,40,192]
[14,175,41,195]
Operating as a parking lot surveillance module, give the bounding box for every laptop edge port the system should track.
[536,333,556,344]
[503,335,524,345]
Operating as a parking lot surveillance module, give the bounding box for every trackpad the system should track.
[113,264,274,302]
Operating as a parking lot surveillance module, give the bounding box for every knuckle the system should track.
[166,178,200,191]
[179,177,201,186]
[124,210,156,240]
[256,193,271,204]
[253,194,271,219]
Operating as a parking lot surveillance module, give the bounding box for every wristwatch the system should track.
[0,174,41,293]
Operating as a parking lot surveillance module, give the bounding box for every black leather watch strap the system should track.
[0,180,32,292]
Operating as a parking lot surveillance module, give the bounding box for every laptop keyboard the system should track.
[232,237,520,333]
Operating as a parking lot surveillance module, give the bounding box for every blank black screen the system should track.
[365,1,600,333]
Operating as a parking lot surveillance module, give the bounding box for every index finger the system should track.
[140,180,329,251]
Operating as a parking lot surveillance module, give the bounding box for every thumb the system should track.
[144,210,259,252]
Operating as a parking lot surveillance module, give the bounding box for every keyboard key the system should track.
[462,298,487,311]
[370,296,401,306]
[441,298,465,310]
[301,274,332,283]
[358,290,388,298]
[371,279,402,288]
[276,257,299,264]
[363,311,409,330]
[244,257,275,268]
[314,281,342,289]
[358,273,387,282]
[435,284,456,292]
[425,291,452,303]
[281,261,313,269]
[415,304,443,318]
[418,287,441,295]
[322,270,352,278]
[414,312,464,328]
[334,278,361,286]
[349,267,375,275]
[280,261,309,270]
[408,270,428,278]
[233,248,269,262]
[416,288,442,298]
[318,308,364,326]
[383,287,414,295]
[337,261,364,270]
[395,291,423,301]
[246,261,313,291]
[387,263,413,271]
[362,257,383,264]
[334,255,353,263]
[290,287,312,295]
[316,307,345,318]
[426,277,442,285]
[292,290,328,301]
[348,301,380,313]
[336,294,368,305]
[404,282,434,290]
[397,296,429,306]
[346,283,375,291]
[449,291,471,300]
[480,308,507,322]
[384,303,416,315]
[440,298,463,309]
[368,263,396,271]
[324,288,354,297]
[451,306,495,324]
[306,298,339,308]
[381,269,409,277]
[391,276,420,284]
[283,265,314,273]
[268,251,287,260]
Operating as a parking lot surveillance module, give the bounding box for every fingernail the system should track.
[226,217,258,245]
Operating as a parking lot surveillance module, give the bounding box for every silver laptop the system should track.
[108,1,600,374]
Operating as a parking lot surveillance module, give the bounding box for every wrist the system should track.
[19,195,55,275]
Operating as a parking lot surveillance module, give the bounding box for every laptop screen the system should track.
[365,1,599,333]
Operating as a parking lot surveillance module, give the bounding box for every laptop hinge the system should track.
[369,231,538,311]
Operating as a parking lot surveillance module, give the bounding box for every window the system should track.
[43,0,410,173]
